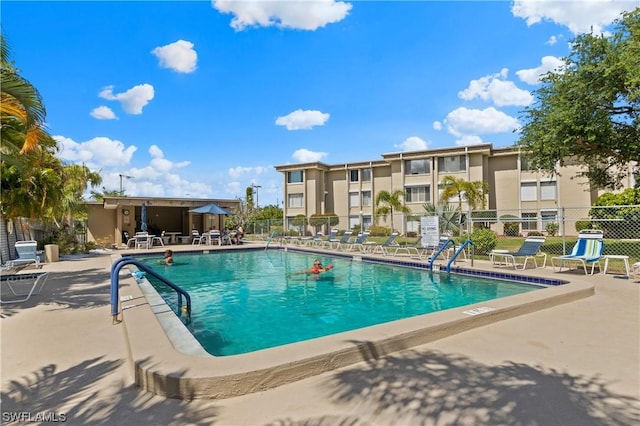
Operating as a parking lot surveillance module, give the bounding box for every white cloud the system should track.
[213,0,352,31]
[455,135,485,146]
[395,136,428,152]
[90,106,117,120]
[511,0,637,35]
[546,35,561,45]
[275,109,330,130]
[433,121,442,131]
[148,145,190,173]
[516,56,565,85]
[151,40,198,73]
[459,69,533,107]
[99,84,155,114]
[228,166,269,179]
[292,148,327,163]
[54,135,137,168]
[445,107,520,136]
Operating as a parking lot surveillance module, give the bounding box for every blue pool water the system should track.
[140,250,540,356]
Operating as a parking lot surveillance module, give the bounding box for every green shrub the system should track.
[545,222,559,236]
[528,231,544,237]
[368,225,391,237]
[406,231,417,238]
[469,228,497,255]
[501,215,520,237]
[575,219,592,233]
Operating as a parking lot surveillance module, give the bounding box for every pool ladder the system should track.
[427,238,475,272]
[110,257,192,324]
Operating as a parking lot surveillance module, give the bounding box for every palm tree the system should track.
[1,35,50,154]
[375,189,411,232]
[439,176,489,210]
[423,202,461,235]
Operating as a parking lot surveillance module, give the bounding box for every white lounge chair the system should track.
[491,236,547,269]
[1,272,49,304]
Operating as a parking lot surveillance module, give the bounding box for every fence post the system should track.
[561,206,566,255]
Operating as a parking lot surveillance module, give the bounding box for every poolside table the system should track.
[164,232,181,244]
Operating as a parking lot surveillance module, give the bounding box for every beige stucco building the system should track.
[87,196,240,247]
[275,143,634,235]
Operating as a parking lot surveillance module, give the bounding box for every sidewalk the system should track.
[1,251,638,425]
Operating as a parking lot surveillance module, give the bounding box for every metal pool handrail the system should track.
[446,239,475,272]
[427,238,456,270]
[110,257,191,323]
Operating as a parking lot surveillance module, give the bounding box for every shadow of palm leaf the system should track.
[324,348,639,426]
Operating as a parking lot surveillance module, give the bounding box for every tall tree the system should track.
[374,189,411,232]
[517,9,640,189]
[1,35,51,154]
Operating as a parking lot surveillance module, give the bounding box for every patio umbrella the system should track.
[141,202,148,232]
[189,203,233,215]
[189,203,234,230]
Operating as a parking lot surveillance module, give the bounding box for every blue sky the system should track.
[3,1,637,206]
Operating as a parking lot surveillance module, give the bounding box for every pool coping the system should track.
[114,246,595,400]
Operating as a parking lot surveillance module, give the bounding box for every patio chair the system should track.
[331,231,353,250]
[491,236,547,269]
[551,230,604,275]
[319,229,339,248]
[344,231,371,252]
[300,231,324,247]
[393,236,422,258]
[1,272,49,304]
[152,231,165,247]
[365,232,400,256]
[421,237,458,261]
[14,241,42,269]
[191,230,202,245]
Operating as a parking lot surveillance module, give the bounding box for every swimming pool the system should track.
[140,250,540,356]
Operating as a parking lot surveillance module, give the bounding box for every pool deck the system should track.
[2,242,639,425]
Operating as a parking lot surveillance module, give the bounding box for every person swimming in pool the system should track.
[162,249,174,265]
[290,259,334,275]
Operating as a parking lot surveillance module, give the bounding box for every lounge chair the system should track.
[14,241,42,269]
[191,230,202,245]
[1,272,49,304]
[301,231,324,247]
[364,232,400,256]
[551,230,604,275]
[331,231,353,250]
[319,229,339,248]
[491,236,547,269]
[344,231,370,252]
[393,236,422,258]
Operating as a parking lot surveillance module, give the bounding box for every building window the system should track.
[405,159,429,175]
[287,170,304,184]
[362,168,372,182]
[540,181,557,200]
[520,182,537,201]
[522,212,537,231]
[541,211,557,228]
[362,191,372,206]
[288,193,303,208]
[521,156,534,171]
[349,191,360,207]
[350,170,359,182]
[405,186,430,203]
[438,155,466,173]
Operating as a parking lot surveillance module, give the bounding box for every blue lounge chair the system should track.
[365,232,400,256]
[329,231,353,250]
[319,229,339,248]
[551,230,604,275]
[491,236,547,269]
[345,231,370,252]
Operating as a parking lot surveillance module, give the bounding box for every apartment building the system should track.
[275,143,633,235]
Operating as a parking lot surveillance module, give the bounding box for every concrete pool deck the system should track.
[2,243,639,425]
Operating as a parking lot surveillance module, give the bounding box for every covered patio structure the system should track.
[86,196,241,248]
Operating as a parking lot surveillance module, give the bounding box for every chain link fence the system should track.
[243,205,640,273]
